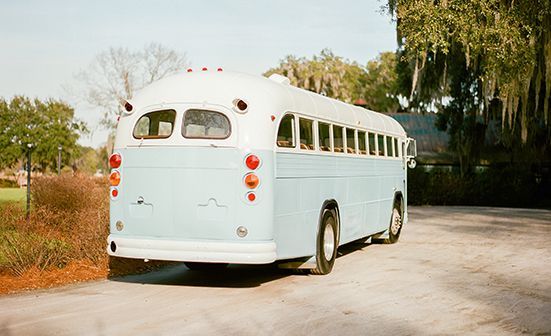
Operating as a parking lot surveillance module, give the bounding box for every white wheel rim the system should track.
[323,219,335,261]
[390,208,402,235]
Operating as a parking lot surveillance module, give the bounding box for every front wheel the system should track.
[310,209,338,275]
[373,199,403,244]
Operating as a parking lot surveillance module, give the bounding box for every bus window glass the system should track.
[333,126,344,153]
[133,110,176,139]
[345,128,355,154]
[182,109,231,139]
[368,132,376,155]
[299,118,314,150]
[358,131,366,155]
[386,136,394,157]
[318,122,331,152]
[277,114,295,148]
[394,138,399,157]
[378,134,385,156]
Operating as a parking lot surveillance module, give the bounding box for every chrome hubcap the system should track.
[323,218,335,261]
[390,208,402,235]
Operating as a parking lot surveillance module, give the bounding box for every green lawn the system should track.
[0,188,26,205]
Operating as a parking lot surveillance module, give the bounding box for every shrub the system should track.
[0,178,18,188]
[0,230,71,276]
[0,174,109,276]
[408,165,550,207]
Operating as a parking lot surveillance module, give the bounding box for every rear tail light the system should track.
[109,153,122,169]
[109,171,121,186]
[244,173,259,189]
[245,154,260,170]
[111,188,119,198]
[247,192,256,202]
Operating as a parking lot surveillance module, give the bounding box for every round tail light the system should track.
[109,171,121,186]
[109,153,122,169]
[247,192,256,202]
[111,188,119,198]
[244,173,259,189]
[245,154,260,170]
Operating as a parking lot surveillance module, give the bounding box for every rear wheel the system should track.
[184,262,228,271]
[310,209,338,275]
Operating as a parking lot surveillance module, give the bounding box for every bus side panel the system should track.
[274,152,405,259]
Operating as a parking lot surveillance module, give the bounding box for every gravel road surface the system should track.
[1,206,550,335]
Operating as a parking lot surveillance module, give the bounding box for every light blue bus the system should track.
[107,70,416,275]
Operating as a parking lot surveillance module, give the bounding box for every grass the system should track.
[0,188,26,205]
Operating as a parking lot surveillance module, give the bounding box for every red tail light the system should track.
[247,192,256,202]
[202,67,208,71]
[244,173,259,189]
[245,154,260,170]
[109,153,122,169]
[111,188,119,198]
[109,171,121,186]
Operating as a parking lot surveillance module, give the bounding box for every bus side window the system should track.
[345,128,355,154]
[298,118,314,150]
[394,138,399,157]
[277,114,296,148]
[358,131,367,155]
[378,134,385,156]
[386,136,394,157]
[318,122,331,152]
[333,126,344,153]
[368,132,376,155]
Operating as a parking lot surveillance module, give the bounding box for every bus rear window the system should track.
[133,110,176,139]
[182,109,231,139]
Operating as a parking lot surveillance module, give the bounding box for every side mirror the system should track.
[407,158,417,169]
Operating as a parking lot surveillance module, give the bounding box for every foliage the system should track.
[264,49,400,112]
[408,165,551,207]
[362,52,401,113]
[0,96,86,172]
[387,0,551,173]
[0,175,109,275]
[74,43,189,129]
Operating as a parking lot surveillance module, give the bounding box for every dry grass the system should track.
[0,174,109,277]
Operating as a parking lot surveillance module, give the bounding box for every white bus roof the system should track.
[128,70,406,137]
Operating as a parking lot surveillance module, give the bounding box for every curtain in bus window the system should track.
[182,109,231,139]
[277,114,295,148]
[358,131,367,155]
[299,118,314,150]
[377,134,385,156]
[333,126,344,153]
[318,122,331,151]
[386,136,394,157]
[133,110,176,139]
[394,138,399,157]
[368,132,376,155]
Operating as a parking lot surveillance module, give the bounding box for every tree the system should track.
[264,49,400,112]
[362,52,401,113]
[0,96,86,172]
[74,43,189,129]
[387,0,551,172]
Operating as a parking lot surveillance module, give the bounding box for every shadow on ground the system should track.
[109,238,373,289]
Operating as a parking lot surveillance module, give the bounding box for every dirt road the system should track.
[1,206,550,335]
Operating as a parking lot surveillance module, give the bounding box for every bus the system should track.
[106,69,416,275]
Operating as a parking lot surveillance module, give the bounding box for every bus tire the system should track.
[373,198,403,244]
[310,209,338,275]
[184,262,228,271]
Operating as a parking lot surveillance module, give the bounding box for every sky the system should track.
[0,0,397,148]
